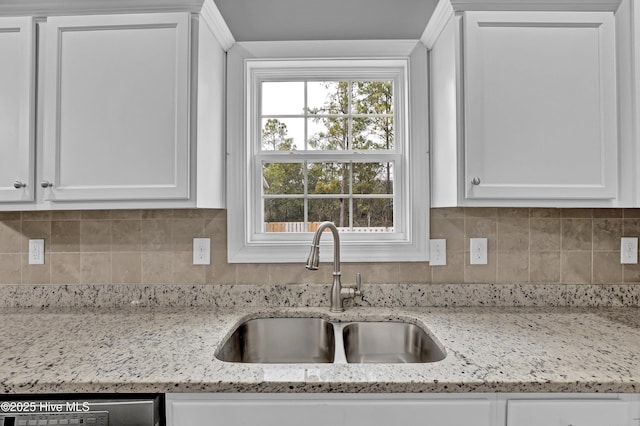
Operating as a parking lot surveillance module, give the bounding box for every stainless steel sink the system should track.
[216,317,335,363]
[342,322,446,363]
[215,317,446,364]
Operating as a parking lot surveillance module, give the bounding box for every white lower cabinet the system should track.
[166,394,494,426]
[506,400,633,426]
[166,394,640,426]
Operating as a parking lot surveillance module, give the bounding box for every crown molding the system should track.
[419,0,622,50]
[449,0,622,12]
[200,0,235,51]
[0,0,209,16]
[420,0,454,49]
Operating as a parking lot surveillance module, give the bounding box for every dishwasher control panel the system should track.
[0,411,108,426]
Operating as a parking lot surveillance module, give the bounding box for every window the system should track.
[227,41,429,263]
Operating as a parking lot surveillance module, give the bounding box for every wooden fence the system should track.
[265,222,393,233]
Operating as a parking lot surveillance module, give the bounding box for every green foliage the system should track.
[262,81,395,229]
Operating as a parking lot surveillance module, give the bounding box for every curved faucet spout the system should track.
[305,221,360,312]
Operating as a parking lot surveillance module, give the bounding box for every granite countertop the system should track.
[1,306,639,394]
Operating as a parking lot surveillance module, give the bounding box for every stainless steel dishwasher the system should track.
[0,395,162,426]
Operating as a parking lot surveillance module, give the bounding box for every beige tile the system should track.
[623,219,640,236]
[0,254,21,284]
[51,221,81,252]
[142,252,173,284]
[22,211,51,221]
[593,251,622,283]
[592,219,622,251]
[206,251,237,284]
[81,210,111,220]
[81,253,111,284]
[561,208,593,218]
[110,210,141,219]
[497,251,529,283]
[140,219,172,251]
[430,208,465,219]
[530,208,561,218]
[237,263,270,284]
[399,262,431,284]
[20,221,51,253]
[464,208,497,218]
[430,218,464,251]
[497,217,529,251]
[270,263,330,284]
[80,221,111,252]
[204,218,228,251]
[342,263,399,285]
[624,209,640,219]
[623,263,640,283]
[0,221,22,253]
[21,253,50,284]
[173,209,221,219]
[464,251,497,283]
[173,219,205,251]
[142,209,174,219]
[51,253,81,284]
[530,218,561,251]
[497,208,529,218]
[593,208,623,218]
[561,251,592,284]
[530,251,561,283]
[112,252,142,284]
[0,212,20,221]
[52,210,81,220]
[432,251,464,283]
[111,220,141,252]
[173,251,206,284]
[465,218,497,250]
[561,219,592,251]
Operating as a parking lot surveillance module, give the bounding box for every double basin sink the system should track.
[215,317,446,364]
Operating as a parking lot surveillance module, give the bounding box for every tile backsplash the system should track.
[0,207,639,285]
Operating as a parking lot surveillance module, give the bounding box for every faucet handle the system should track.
[354,272,362,296]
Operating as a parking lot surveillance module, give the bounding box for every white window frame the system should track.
[227,41,430,263]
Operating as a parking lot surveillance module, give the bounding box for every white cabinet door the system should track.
[0,17,35,202]
[463,11,617,200]
[507,400,632,426]
[42,13,190,202]
[167,397,493,426]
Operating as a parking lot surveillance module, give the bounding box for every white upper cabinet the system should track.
[427,1,631,207]
[0,0,230,210]
[42,13,190,202]
[0,17,35,203]
[464,11,616,201]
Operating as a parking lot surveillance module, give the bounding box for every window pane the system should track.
[308,117,348,150]
[307,81,348,115]
[261,118,304,151]
[262,82,304,115]
[352,81,394,115]
[308,198,350,228]
[353,162,393,195]
[308,162,349,195]
[263,163,304,195]
[264,198,304,232]
[353,198,394,230]
[352,117,394,150]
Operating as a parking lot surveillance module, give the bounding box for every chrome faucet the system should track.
[305,221,362,312]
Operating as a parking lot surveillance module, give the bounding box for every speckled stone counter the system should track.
[1,306,639,394]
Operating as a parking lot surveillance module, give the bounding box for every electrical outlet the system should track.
[29,239,45,265]
[193,238,211,265]
[621,237,638,264]
[429,239,447,266]
[470,238,488,265]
